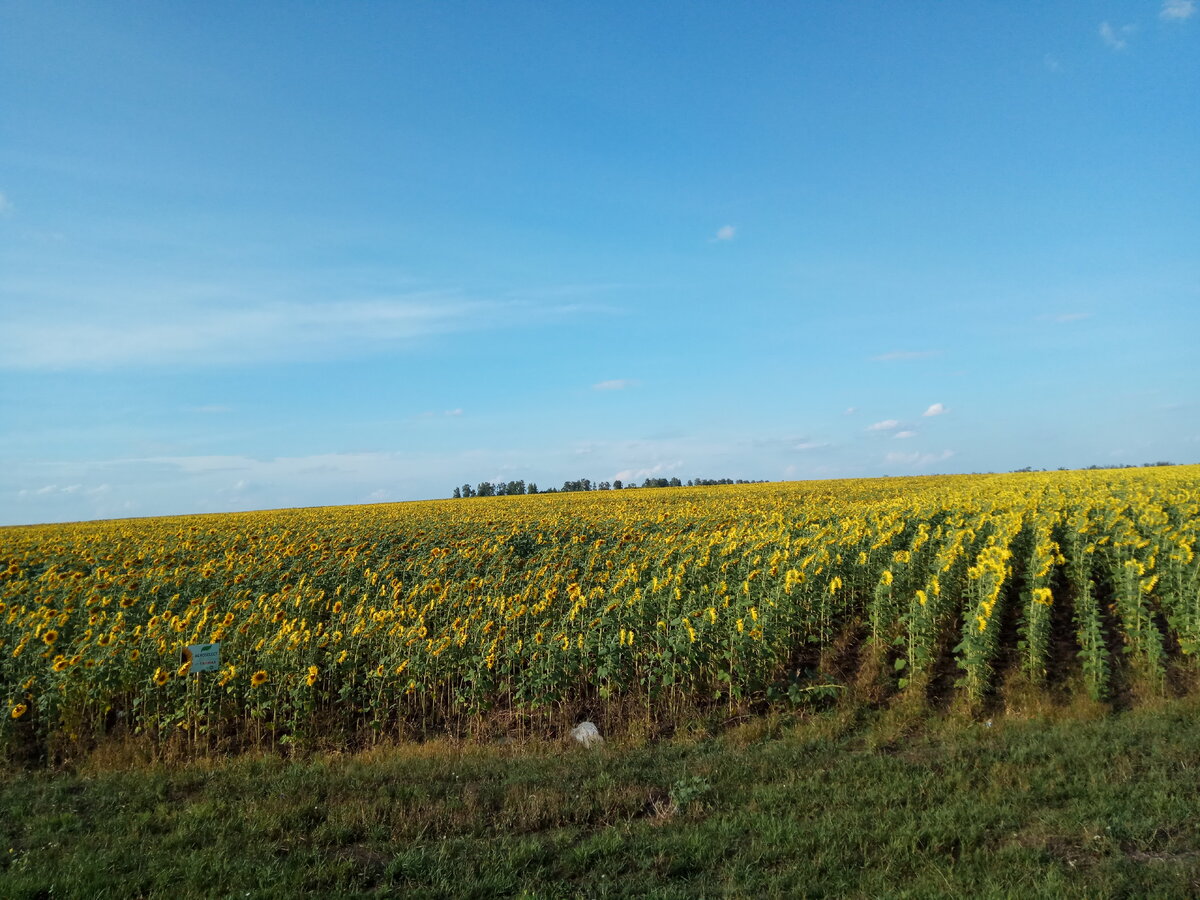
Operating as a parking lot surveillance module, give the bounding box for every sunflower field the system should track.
[2,467,1198,755]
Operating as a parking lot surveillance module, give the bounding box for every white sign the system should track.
[181,642,221,673]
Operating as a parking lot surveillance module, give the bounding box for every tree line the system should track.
[452,476,766,498]
[1011,461,1180,473]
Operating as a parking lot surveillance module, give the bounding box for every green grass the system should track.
[3,698,1199,898]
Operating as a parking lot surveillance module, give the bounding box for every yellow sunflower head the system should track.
[11,703,27,719]
[153,668,170,686]
[42,630,59,646]
[251,670,268,687]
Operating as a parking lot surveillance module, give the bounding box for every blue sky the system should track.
[2,1,1198,525]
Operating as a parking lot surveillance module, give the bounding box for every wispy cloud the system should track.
[18,484,81,497]
[1161,0,1196,20]
[922,403,947,417]
[1043,54,1062,73]
[844,407,857,415]
[188,404,231,414]
[793,440,830,451]
[444,408,463,417]
[0,192,11,214]
[0,289,573,370]
[1099,21,1135,50]
[885,450,955,467]
[894,431,917,439]
[870,350,940,362]
[593,379,636,391]
[1039,312,1092,324]
[867,419,900,432]
[711,225,736,242]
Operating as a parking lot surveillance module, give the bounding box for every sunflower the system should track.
[42,630,59,646]
[305,672,318,687]
[251,670,268,687]
[177,661,192,677]
[153,668,170,686]
[52,656,68,672]
[11,703,27,719]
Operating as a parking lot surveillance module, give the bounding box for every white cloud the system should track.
[18,483,84,497]
[1099,21,1135,50]
[1161,0,1196,20]
[713,225,736,241]
[0,192,11,214]
[0,290,560,370]
[593,379,635,391]
[885,450,955,467]
[870,350,940,362]
[188,404,231,414]
[867,419,900,432]
[844,407,857,415]
[793,440,830,451]
[922,403,947,417]
[444,408,463,417]
[1045,312,1092,323]
[894,431,917,439]
[1043,54,1062,72]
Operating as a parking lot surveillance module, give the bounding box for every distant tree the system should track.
[613,479,623,490]
[669,477,682,487]
[598,481,611,491]
[528,482,538,494]
[452,486,461,499]
[476,482,495,497]
[461,483,475,498]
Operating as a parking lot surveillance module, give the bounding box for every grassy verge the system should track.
[2,698,1199,898]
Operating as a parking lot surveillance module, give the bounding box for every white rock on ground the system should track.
[570,721,604,748]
